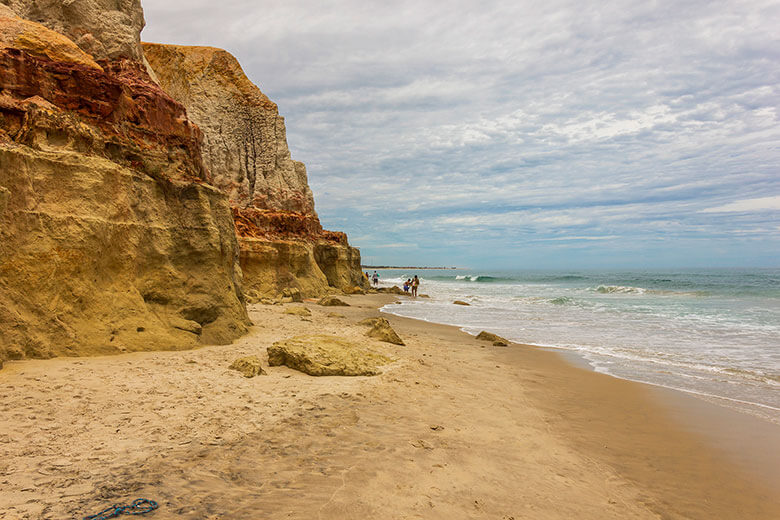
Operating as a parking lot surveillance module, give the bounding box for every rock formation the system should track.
[364,317,405,346]
[142,43,367,299]
[267,335,391,376]
[0,5,249,367]
[476,331,509,346]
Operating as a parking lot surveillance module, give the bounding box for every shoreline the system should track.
[1,293,778,518]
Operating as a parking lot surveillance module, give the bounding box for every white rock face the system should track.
[143,43,317,213]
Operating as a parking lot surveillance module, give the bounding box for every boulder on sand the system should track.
[453,300,470,306]
[342,286,366,295]
[476,331,509,346]
[284,306,311,316]
[377,286,406,295]
[267,335,391,376]
[280,288,303,302]
[229,356,267,377]
[360,317,405,345]
[318,296,350,307]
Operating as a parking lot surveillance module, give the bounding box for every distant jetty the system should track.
[362,265,460,270]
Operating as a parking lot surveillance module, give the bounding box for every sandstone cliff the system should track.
[143,43,367,299]
[0,9,249,367]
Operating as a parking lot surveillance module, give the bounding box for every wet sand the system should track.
[1,294,778,519]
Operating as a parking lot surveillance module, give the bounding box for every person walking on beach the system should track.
[372,271,379,286]
[411,275,420,297]
[403,279,411,293]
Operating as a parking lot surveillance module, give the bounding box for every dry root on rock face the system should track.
[267,335,391,376]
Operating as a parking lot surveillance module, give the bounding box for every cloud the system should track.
[700,196,780,213]
[141,0,780,267]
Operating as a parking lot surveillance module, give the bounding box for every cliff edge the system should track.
[144,43,367,300]
[0,6,249,367]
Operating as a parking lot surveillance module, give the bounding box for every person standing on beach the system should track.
[372,271,379,286]
[411,275,420,297]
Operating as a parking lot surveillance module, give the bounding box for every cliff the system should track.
[0,7,249,367]
[143,43,367,299]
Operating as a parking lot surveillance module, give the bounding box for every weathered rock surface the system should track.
[267,335,391,376]
[476,331,509,346]
[318,296,349,307]
[0,11,249,366]
[365,317,404,346]
[229,356,266,378]
[377,286,406,295]
[453,300,471,306]
[1,0,146,61]
[143,42,368,299]
[283,306,311,317]
[342,285,366,295]
[142,43,314,212]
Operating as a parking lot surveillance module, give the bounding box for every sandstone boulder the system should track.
[342,286,366,295]
[476,331,509,346]
[419,294,431,298]
[229,356,266,378]
[358,317,383,327]
[284,306,311,317]
[318,296,349,307]
[453,300,470,306]
[365,318,404,346]
[281,287,303,302]
[377,286,406,295]
[267,335,391,376]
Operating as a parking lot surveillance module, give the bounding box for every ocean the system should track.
[375,268,780,424]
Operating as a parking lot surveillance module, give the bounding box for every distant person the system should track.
[411,275,420,297]
[372,271,379,286]
[365,271,370,281]
[403,279,411,293]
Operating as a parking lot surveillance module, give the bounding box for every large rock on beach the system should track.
[476,331,509,346]
[283,306,311,317]
[267,335,391,376]
[453,300,471,306]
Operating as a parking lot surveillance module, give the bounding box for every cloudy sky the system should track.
[142,0,780,269]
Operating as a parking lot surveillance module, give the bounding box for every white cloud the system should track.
[700,196,780,213]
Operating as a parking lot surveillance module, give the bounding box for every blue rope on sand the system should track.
[83,498,158,519]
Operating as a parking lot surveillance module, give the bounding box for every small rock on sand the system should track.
[342,286,366,295]
[364,318,405,346]
[228,356,266,378]
[377,286,406,295]
[267,335,391,376]
[318,296,350,307]
[476,331,509,346]
[453,300,470,306]
[283,306,312,316]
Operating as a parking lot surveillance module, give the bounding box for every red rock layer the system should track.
[0,47,205,181]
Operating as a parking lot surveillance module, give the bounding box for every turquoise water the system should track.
[376,268,780,423]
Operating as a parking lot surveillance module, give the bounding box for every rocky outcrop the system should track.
[267,335,391,376]
[364,317,404,346]
[0,9,249,367]
[476,331,509,346]
[229,356,266,378]
[143,43,368,298]
[1,0,146,61]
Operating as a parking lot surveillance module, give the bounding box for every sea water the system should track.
[376,268,780,424]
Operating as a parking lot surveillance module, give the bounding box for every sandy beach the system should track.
[1,293,778,519]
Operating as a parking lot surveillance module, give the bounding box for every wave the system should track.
[453,275,510,282]
[549,296,574,305]
[594,285,647,294]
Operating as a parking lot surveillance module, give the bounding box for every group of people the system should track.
[364,271,421,297]
[402,276,420,297]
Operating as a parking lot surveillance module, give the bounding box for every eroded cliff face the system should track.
[144,43,368,299]
[0,10,249,367]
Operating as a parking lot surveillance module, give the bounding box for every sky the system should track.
[141,0,780,269]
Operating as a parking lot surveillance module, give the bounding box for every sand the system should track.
[1,294,778,519]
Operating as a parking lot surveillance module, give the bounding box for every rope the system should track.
[83,498,158,519]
